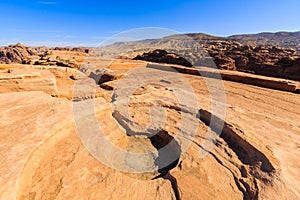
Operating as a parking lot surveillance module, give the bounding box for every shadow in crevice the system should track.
[150,130,181,200]
[164,172,181,200]
[150,130,181,177]
[112,111,182,198]
[112,111,182,173]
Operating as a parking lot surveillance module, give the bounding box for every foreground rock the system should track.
[0,91,241,199]
[0,61,300,199]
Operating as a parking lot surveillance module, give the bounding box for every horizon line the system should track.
[1,30,299,48]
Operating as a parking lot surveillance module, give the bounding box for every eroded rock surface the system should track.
[147,63,300,93]
[0,68,58,96]
[0,60,300,200]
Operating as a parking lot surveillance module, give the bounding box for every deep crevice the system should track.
[143,130,182,199]
[149,130,181,176]
[112,111,182,198]
[112,111,182,177]
[163,172,181,200]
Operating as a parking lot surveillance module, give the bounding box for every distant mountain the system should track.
[228,31,300,52]
[97,31,300,58]
[183,31,300,52]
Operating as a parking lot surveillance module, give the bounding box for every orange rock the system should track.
[0,68,58,96]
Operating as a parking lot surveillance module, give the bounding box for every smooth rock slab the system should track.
[0,68,58,96]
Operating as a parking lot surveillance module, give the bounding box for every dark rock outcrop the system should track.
[54,47,91,54]
[133,49,193,67]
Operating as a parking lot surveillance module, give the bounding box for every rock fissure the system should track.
[195,109,277,200]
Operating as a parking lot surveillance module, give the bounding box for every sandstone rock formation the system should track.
[2,31,300,81]
[94,31,300,81]
[147,63,300,93]
[0,57,300,199]
[29,55,79,68]
[0,44,90,68]
[0,43,38,64]
[0,68,58,96]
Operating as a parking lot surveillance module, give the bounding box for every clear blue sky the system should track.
[0,0,299,46]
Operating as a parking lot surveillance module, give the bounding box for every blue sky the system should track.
[0,0,299,46]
